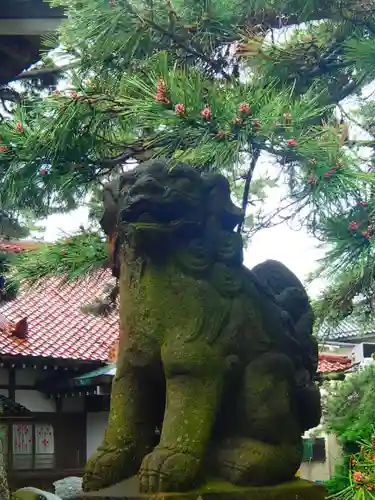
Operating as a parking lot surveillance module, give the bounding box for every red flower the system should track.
[360,201,369,207]
[40,168,48,176]
[324,171,332,178]
[362,231,371,239]
[215,131,227,140]
[287,139,297,146]
[157,79,166,93]
[0,146,8,153]
[239,103,250,113]
[201,106,211,120]
[70,91,79,100]
[175,103,185,115]
[16,122,24,132]
[348,221,359,231]
[353,471,364,483]
[233,117,243,125]
[308,175,316,185]
[155,80,167,102]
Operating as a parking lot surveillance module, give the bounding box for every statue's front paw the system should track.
[139,447,200,492]
[83,445,137,492]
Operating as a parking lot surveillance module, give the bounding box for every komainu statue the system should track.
[83,160,321,494]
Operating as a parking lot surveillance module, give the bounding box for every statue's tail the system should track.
[251,260,321,432]
[251,259,314,358]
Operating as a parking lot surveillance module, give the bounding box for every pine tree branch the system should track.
[143,18,229,78]
[337,103,373,135]
[120,0,229,78]
[243,0,371,32]
[330,76,366,104]
[246,198,303,236]
[13,63,78,82]
[238,148,260,233]
[100,137,171,168]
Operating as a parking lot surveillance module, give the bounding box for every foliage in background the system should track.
[323,366,375,496]
[9,231,108,288]
[327,435,375,499]
[0,252,19,301]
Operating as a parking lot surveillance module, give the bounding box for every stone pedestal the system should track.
[79,477,326,500]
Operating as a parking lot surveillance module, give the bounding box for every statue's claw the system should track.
[83,445,136,492]
[139,447,200,493]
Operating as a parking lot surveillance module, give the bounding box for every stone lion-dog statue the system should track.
[83,160,321,493]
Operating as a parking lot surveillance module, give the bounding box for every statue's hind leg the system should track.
[210,352,302,486]
[83,351,162,492]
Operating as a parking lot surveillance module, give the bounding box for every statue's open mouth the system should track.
[120,191,202,226]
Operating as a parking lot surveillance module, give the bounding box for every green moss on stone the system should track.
[81,477,326,500]
[84,161,322,493]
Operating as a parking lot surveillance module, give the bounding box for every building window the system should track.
[0,422,54,470]
[302,437,326,462]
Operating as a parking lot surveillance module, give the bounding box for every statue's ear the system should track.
[100,180,120,236]
[202,173,244,230]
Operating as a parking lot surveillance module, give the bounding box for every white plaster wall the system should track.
[86,412,108,459]
[15,389,56,412]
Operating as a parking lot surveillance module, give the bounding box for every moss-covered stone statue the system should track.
[83,160,321,495]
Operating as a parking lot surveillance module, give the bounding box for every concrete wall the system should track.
[299,433,342,482]
[299,343,348,481]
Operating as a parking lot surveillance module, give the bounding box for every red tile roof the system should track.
[317,353,352,373]
[0,270,119,361]
[0,240,42,253]
[0,237,357,368]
